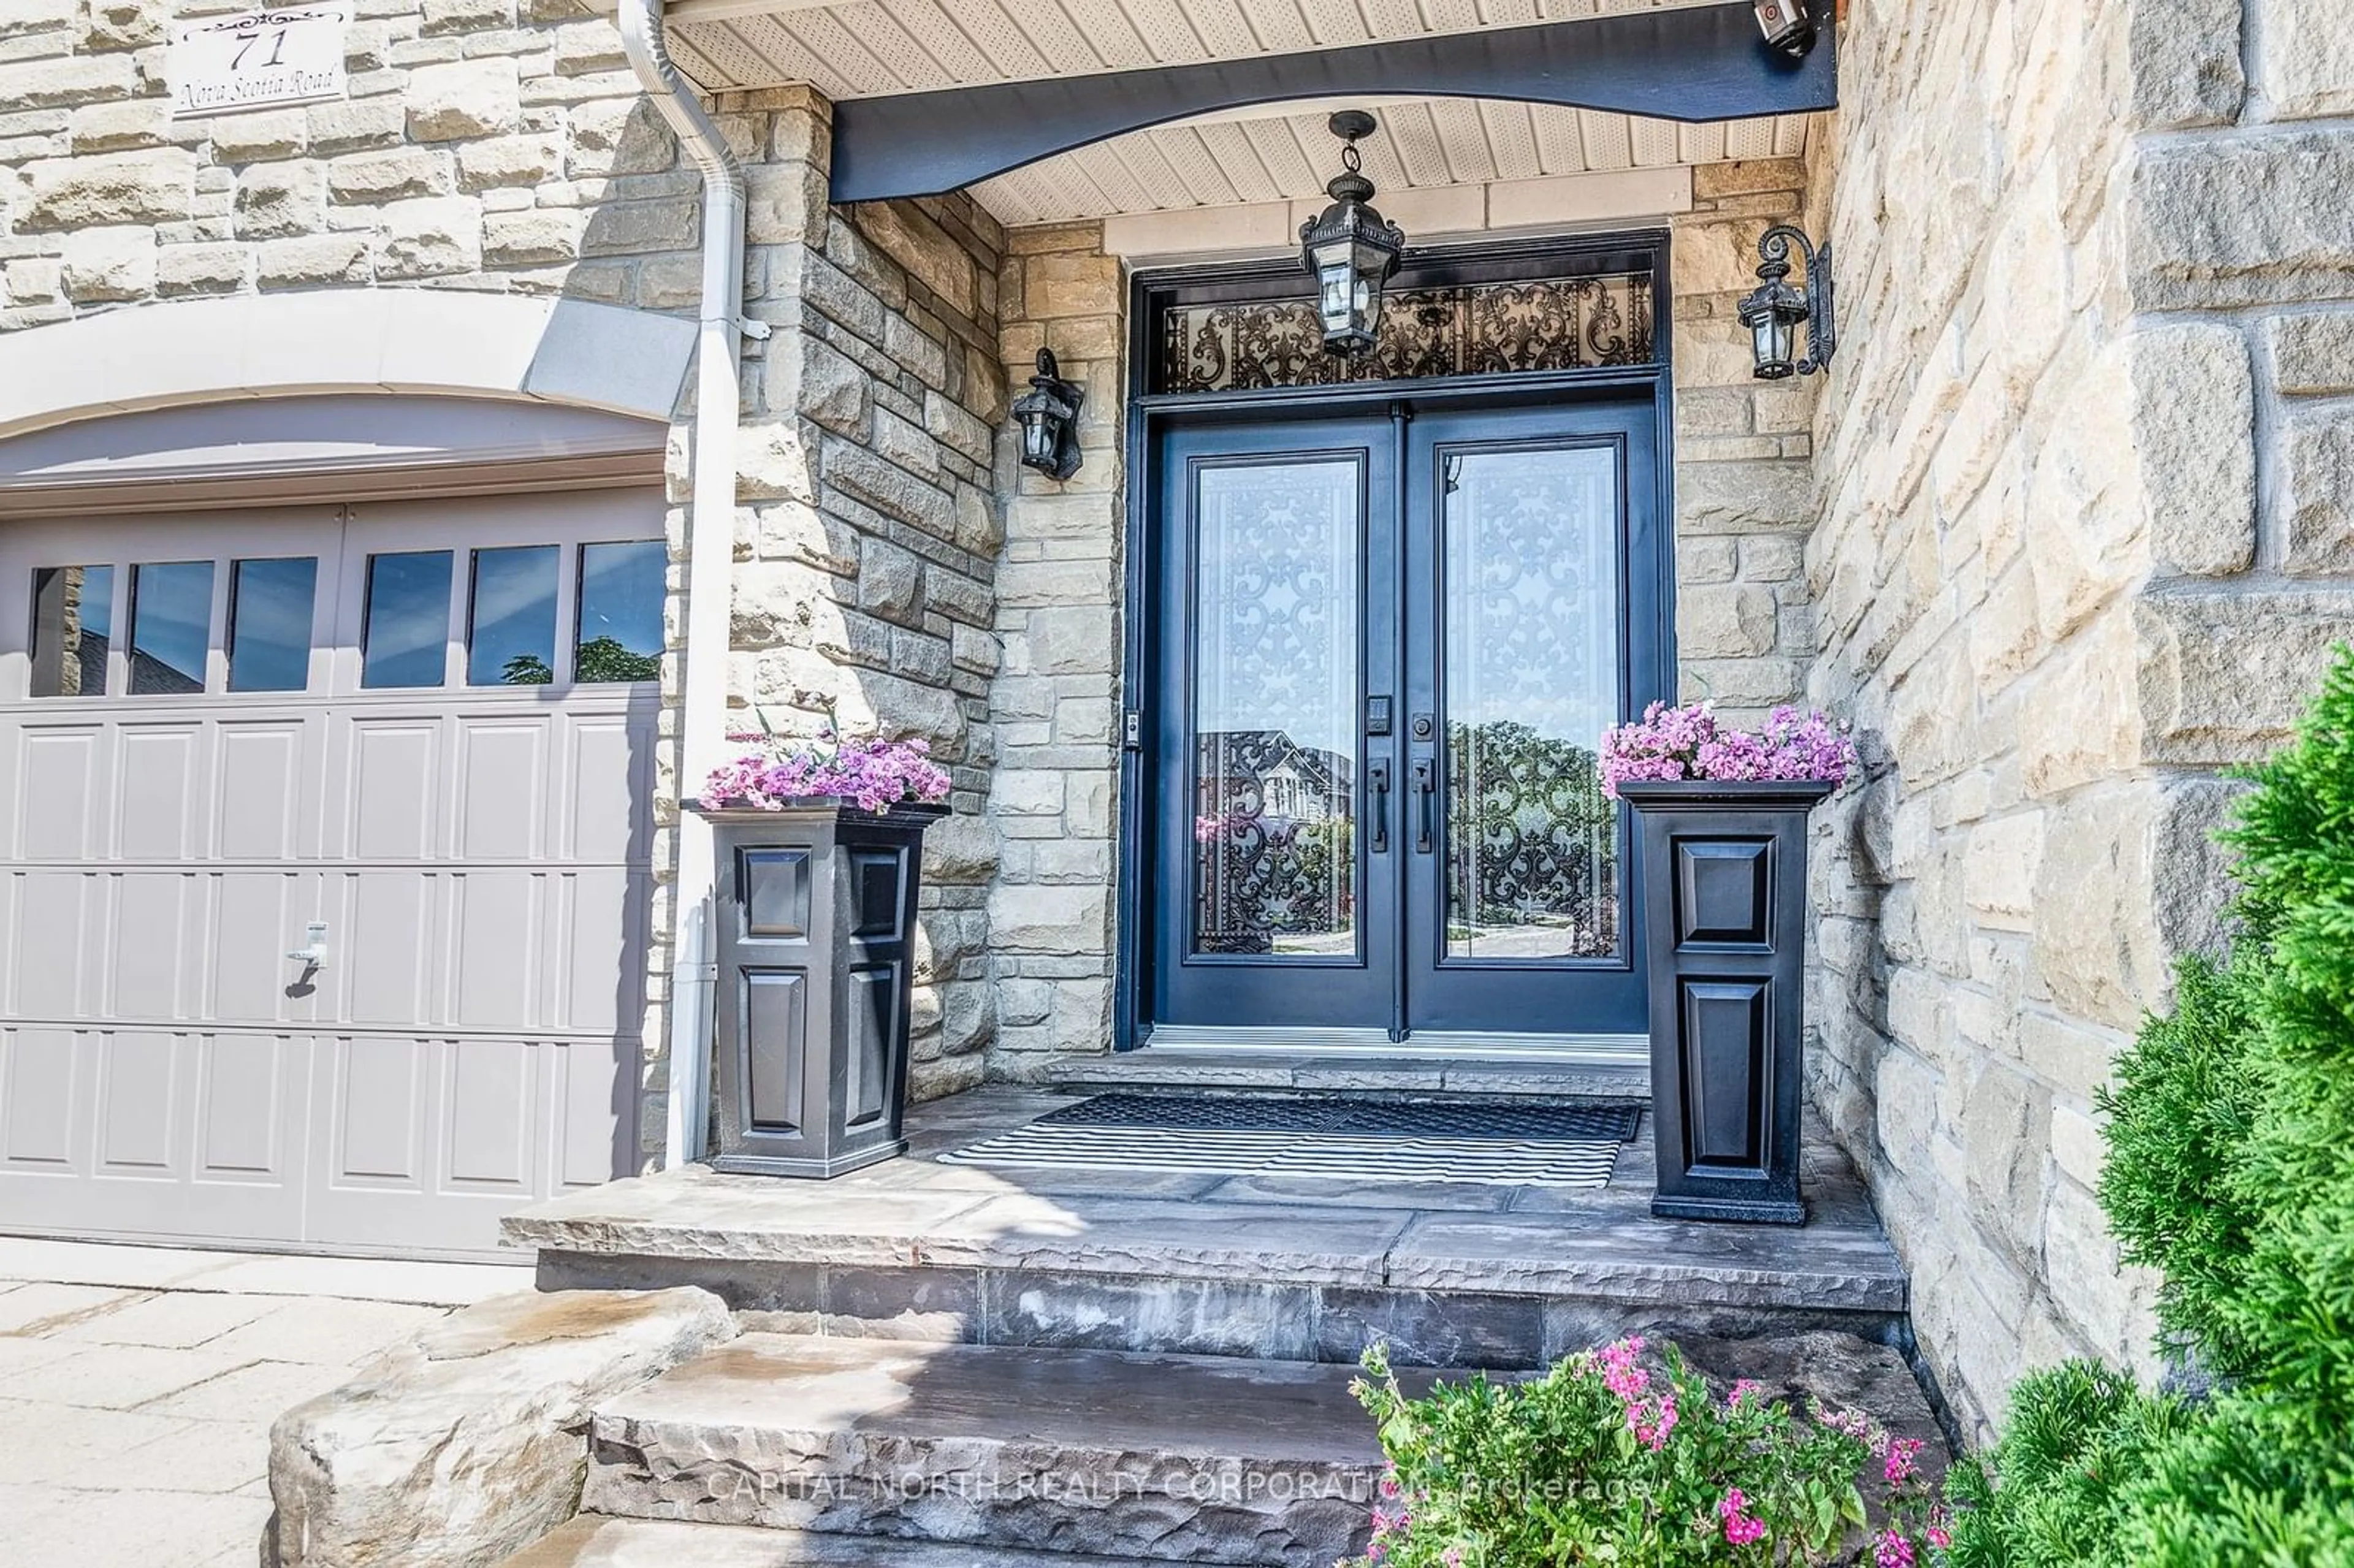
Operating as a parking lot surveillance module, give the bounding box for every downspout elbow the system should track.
[617,0,743,208]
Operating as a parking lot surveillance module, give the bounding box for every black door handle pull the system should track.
[1411,758,1435,854]
[1366,759,1390,853]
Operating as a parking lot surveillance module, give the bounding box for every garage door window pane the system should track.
[29,565,115,698]
[468,545,559,686]
[228,557,318,693]
[576,541,665,683]
[130,561,215,695]
[362,550,453,689]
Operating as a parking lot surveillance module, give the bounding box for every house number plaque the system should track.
[172,7,350,119]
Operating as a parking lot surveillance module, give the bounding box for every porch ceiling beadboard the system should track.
[656,0,1814,225]
[970,100,1808,227]
[661,0,1740,98]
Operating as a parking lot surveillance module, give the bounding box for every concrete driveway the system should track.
[0,1238,527,1568]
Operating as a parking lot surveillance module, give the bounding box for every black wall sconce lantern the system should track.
[1739,224,1837,379]
[1753,0,1818,56]
[1300,110,1407,357]
[1010,348,1084,481]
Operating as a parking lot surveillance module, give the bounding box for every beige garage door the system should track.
[0,489,663,1258]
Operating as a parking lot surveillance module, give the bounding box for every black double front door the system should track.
[1145,394,1665,1041]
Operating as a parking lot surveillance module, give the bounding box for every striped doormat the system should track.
[939,1094,1640,1189]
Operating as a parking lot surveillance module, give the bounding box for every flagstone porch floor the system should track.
[507,1087,1907,1368]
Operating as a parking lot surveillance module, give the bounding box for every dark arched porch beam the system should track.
[829,2,1834,205]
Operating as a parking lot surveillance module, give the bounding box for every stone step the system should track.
[579,1333,1392,1567]
[500,1515,1164,1567]
[1043,1046,1650,1103]
[511,1087,1908,1367]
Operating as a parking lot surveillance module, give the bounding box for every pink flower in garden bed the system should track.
[703,722,951,814]
[1345,1337,1945,1568]
[1719,1486,1767,1547]
[1599,701,1858,799]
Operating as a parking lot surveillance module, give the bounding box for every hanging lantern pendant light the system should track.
[1300,110,1407,357]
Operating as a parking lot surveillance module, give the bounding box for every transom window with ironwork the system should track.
[1142,240,1663,397]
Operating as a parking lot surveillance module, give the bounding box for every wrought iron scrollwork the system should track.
[1193,729,1356,955]
[1156,272,1655,395]
[1446,719,1618,958]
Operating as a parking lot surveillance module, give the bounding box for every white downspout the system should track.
[619,0,755,1170]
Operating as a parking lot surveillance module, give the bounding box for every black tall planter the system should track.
[1618,778,1834,1226]
[694,801,945,1178]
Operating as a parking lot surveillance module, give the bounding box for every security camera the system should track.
[1753,0,1818,55]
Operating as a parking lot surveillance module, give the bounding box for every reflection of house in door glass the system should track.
[1194,729,1357,956]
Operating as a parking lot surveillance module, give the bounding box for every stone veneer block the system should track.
[18,147,196,230]
[2269,309,2354,396]
[2279,408,2354,573]
[2258,0,2354,120]
[581,1334,1387,1566]
[405,57,523,142]
[2131,322,2257,576]
[2136,587,2354,761]
[268,1287,737,1568]
[2130,129,2354,310]
[2126,0,2246,127]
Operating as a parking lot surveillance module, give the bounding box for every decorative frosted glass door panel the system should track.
[1190,460,1362,959]
[1401,406,1661,1037]
[1152,419,1397,1033]
[1440,445,1621,963]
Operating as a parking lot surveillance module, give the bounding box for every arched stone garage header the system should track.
[0,289,698,443]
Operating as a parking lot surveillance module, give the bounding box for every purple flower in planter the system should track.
[1599,700,1857,799]
[704,718,952,814]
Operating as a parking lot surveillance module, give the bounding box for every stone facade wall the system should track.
[1669,160,1823,725]
[713,87,1009,1104]
[985,221,1126,1072]
[1804,0,2354,1439]
[0,0,699,321]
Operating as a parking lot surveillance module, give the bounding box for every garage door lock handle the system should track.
[286,922,329,967]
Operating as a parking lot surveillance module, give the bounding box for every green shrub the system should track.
[2211,647,2354,1430]
[1346,1338,1941,1567]
[1939,1363,2194,1568]
[2105,1393,2354,1566]
[1949,645,2354,1565]
[1948,1375,2354,1568]
[2096,945,2274,1379]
